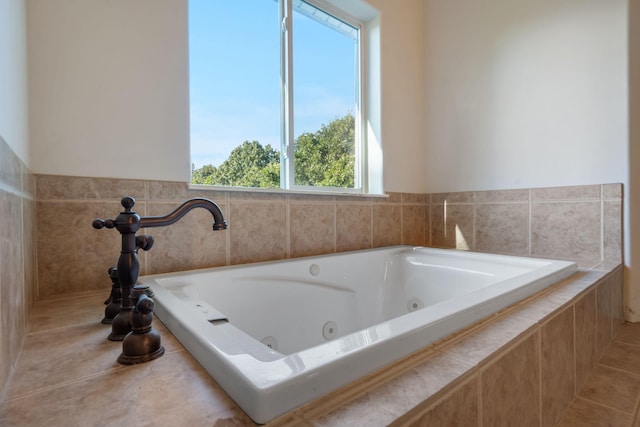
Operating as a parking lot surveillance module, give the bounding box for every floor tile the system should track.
[600,341,640,375]
[579,364,640,414]
[556,397,633,427]
[615,323,640,346]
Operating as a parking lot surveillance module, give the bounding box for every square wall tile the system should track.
[229,201,287,264]
[541,307,575,427]
[405,377,478,426]
[336,204,371,252]
[290,203,336,257]
[596,276,613,359]
[372,205,402,247]
[430,204,474,249]
[574,289,597,391]
[402,205,426,246]
[481,332,540,427]
[475,203,528,255]
[37,200,125,297]
[531,202,601,261]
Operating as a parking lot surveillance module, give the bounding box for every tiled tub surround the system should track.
[35,175,621,298]
[0,262,623,425]
[3,174,619,425]
[0,137,36,401]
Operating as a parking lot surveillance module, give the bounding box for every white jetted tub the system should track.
[142,246,577,423]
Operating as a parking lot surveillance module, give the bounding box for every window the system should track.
[189,0,374,193]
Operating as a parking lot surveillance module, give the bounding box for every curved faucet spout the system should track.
[140,198,227,230]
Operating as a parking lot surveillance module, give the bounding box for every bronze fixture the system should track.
[93,196,228,364]
[101,266,121,324]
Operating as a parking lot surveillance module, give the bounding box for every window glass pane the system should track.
[292,1,358,188]
[189,0,281,188]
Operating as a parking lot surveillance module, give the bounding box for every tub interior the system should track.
[151,246,574,355]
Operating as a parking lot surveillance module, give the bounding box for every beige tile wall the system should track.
[0,137,36,401]
[1,167,624,422]
[428,183,623,265]
[34,176,429,297]
[34,177,622,298]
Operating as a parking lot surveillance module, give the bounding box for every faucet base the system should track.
[118,345,165,365]
[101,267,122,324]
[117,326,165,365]
[108,307,133,341]
[101,300,120,324]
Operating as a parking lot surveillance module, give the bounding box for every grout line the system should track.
[333,201,337,252]
[538,327,543,427]
[369,203,373,248]
[400,203,404,245]
[286,195,291,258]
[225,201,231,266]
[573,300,578,399]
[528,189,532,256]
[477,371,483,427]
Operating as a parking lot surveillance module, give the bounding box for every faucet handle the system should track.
[136,235,154,251]
[92,218,116,229]
[121,196,136,211]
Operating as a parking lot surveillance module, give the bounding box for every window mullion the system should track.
[280,0,295,190]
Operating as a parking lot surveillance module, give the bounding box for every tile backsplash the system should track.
[0,136,36,401]
[34,176,622,299]
[430,184,622,264]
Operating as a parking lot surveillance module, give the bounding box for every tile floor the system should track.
[557,322,640,426]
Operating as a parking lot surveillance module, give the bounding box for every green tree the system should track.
[191,163,216,184]
[294,113,355,187]
[191,113,355,188]
[191,141,280,187]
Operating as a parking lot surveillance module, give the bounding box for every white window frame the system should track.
[188,0,382,196]
[280,0,365,193]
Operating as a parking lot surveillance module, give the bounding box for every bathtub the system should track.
[142,246,577,424]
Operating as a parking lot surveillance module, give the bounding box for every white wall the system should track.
[366,0,427,193]
[0,0,29,164]
[423,0,627,193]
[423,0,634,317]
[27,0,428,193]
[28,0,190,182]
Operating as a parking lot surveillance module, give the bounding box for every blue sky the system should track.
[189,0,356,169]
